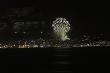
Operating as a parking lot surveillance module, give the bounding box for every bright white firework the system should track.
[52,18,70,41]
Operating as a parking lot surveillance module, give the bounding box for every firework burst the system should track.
[52,18,70,41]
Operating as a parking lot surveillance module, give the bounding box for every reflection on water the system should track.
[1,47,109,73]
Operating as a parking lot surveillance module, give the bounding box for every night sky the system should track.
[0,0,110,38]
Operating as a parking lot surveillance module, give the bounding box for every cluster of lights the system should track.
[0,38,110,48]
[14,32,26,34]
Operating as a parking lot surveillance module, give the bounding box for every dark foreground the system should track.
[0,47,110,73]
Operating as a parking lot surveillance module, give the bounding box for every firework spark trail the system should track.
[52,18,70,41]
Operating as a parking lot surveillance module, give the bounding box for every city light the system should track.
[0,36,110,48]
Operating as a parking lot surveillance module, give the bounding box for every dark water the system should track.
[0,47,110,73]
